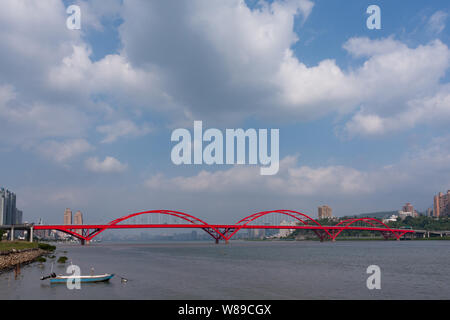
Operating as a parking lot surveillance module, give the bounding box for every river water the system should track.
[0,240,449,299]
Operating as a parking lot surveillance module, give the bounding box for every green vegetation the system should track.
[287,216,450,241]
[57,256,68,264]
[0,241,38,253]
[387,216,450,231]
[354,211,398,219]
[38,243,56,251]
[36,256,47,263]
[316,215,450,231]
[0,241,57,253]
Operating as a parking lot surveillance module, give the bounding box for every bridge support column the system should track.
[215,238,219,244]
[29,226,33,243]
[10,226,14,241]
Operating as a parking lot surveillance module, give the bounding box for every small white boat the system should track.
[41,264,114,284]
[41,262,114,284]
[48,273,114,284]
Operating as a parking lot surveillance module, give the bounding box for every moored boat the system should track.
[41,273,114,283]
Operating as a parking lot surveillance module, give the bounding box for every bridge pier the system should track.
[29,226,33,243]
[10,226,14,241]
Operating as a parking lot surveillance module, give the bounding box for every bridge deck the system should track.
[34,224,415,233]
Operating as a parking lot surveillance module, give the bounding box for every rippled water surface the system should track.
[1,240,449,299]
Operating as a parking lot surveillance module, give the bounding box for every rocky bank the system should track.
[0,248,45,272]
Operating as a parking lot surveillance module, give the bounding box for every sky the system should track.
[0,0,450,226]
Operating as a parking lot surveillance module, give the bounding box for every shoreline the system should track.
[248,236,450,241]
[0,248,46,273]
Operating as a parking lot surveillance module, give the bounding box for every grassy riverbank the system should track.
[0,241,56,272]
[0,241,39,253]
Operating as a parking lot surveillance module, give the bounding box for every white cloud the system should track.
[47,44,172,112]
[118,0,317,122]
[36,139,94,164]
[117,1,450,135]
[0,85,91,145]
[428,11,448,34]
[145,156,372,196]
[85,156,128,173]
[341,38,450,136]
[0,2,93,148]
[74,0,123,32]
[345,85,450,136]
[3,0,448,143]
[146,135,450,200]
[0,2,162,159]
[1,0,449,179]
[97,120,152,143]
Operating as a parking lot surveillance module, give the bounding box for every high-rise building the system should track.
[14,209,23,225]
[0,188,20,226]
[318,205,332,219]
[433,190,450,218]
[402,203,414,213]
[74,210,83,225]
[74,210,83,235]
[64,208,72,225]
[398,202,418,219]
[0,193,4,226]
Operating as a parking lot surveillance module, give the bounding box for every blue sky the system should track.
[0,0,450,225]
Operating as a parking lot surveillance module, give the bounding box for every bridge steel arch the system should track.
[225,210,333,242]
[330,217,409,241]
[34,210,414,244]
[86,210,227,243]
[54,228,89,242]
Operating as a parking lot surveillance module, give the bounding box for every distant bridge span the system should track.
[33,210,414,244]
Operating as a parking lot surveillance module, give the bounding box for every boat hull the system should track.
[50,274,114,284]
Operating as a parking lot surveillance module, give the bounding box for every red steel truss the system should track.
[34,209,414,243]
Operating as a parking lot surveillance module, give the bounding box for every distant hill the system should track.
[346,211,398,219]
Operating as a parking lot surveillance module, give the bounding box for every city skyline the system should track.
[434,190,450,217]
[0,188,22,226]
[0,182,446,226]
[0,0,449,225]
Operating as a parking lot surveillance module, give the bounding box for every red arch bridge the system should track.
[33,210,414,244]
